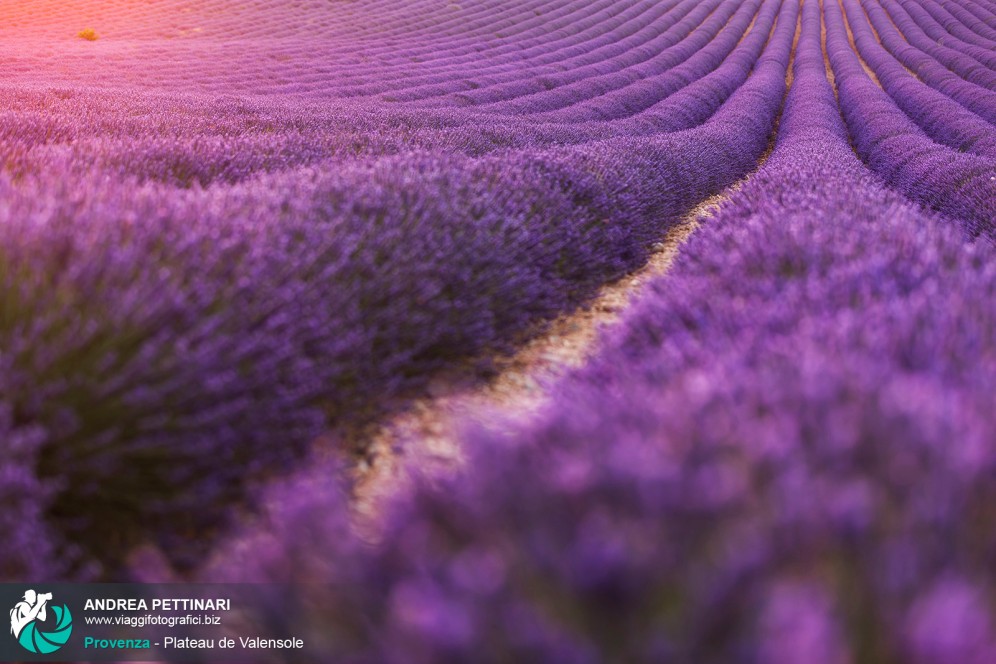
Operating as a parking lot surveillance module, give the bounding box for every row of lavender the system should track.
[0,0,790,578]
[200,1,996,662]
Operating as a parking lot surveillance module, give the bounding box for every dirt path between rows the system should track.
[349,189,735,528]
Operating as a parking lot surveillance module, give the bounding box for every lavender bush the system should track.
[841,0,996,159]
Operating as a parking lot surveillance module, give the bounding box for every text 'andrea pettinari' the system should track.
[83,598,231,612]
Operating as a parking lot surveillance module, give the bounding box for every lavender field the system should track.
[2,0,995,660]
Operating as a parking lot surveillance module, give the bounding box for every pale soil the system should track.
[837,0,884,86]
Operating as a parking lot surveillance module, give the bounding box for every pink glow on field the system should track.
[0,1,512,97]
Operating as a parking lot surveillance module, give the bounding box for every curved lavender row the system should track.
[295,0,666,96]
[959,0,996,31]
[877,0,996,86]
[320,0,756,116]
[376,0,705,104]
[525,0,791,133]
[0,110,372,189]
[933,0,996,40]
[323,0,691,100]
[857,0,996,123]
[339,0,782,134]
[841,0,996,159]
[918,0,996,48]
[224,0,613,60]
[638,0,795,132]
[0,88,733,189]
[205,3,996,661]
[489,0,770,121]
[402,0,734,109]
[894,0,996,69]
[323,0,653,79]
[827,0,996,238]
[463,0,758,115]
[301,0,704,99]
[221,0,561,44]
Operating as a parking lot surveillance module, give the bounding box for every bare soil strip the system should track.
[350,187,737,527]
[837,0,884,86]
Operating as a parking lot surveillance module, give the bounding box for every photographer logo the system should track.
[9,589,73,654]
